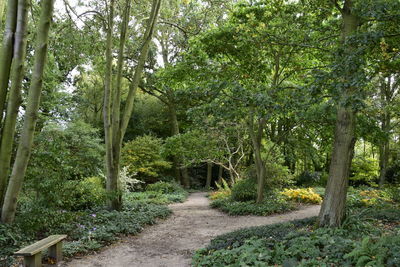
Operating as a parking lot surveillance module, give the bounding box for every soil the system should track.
[64,192,320,267]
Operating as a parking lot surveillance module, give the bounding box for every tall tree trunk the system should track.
[168,103,190,187]
[0,0,29,207]
[2,0,55,224]
[0,0,17,126]
[318,0,359,227]
[105,0,131,211]
[0,0,17,205]
[248,112,266,204]
[217,164,223,183]
[104,0,162,210]
[206,161,212,189]
[103,0,117,210]
[379,77,391,187]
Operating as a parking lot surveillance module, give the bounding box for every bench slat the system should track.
[14,235,67,256]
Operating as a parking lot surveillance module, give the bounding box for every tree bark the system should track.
[318,0,359,227]
[206,161,212,189]
[0,0,17,126]
[0,0,29,207]
[1,0,55,224]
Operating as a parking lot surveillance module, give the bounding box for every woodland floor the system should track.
[64,192,320,267]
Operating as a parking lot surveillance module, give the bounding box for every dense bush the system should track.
[146,181,185,194]
[231,178,257,202]
[244,162,294,189]
[350,157,379,186]
[295,171,323,187]
[121,135,172,183]
[24,121,105,210]
[210,196,296,216]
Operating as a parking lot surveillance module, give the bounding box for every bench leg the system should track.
[24,252,42,267]
[49,242,63,262]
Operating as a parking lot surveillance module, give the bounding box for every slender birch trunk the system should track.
[1,0,55,224]
[0,0,29,207]
[0,0,18,125]
[319,0,359,227]
[0,0,17,205]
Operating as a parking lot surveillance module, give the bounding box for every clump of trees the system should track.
[0,0,398,233]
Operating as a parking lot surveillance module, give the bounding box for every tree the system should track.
[1,0,55,224]
[103,0,162,210]
[0,0,29,208]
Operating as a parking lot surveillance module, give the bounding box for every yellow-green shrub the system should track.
[210,179,232,200]
[210,190,231,200]
[281,188,322,204]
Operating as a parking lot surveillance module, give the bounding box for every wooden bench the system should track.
[14,235,67,267]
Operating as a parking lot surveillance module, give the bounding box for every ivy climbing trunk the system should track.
[318,0,359,227]
[0,0,17,207]
[1,0,55,224]
[104,0,162,210]
[0,0,29,208]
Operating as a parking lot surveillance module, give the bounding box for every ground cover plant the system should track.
[194,188,400,266]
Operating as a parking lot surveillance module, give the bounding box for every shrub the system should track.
[119,166,145,192]
[281,188,322,204]
[245,162,294,189]
[350,157,379,186]
[295,171,323,187]
[347,188,393,208]
[146,181,184,194]
[210,196,296,216]
[121,135,172,183]
[209,190,231,200]
[74,176,107,210]
[231,178,257,202]
[24,121,104,210]
[209,178,232,200]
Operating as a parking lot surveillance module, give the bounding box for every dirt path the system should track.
[65,192,320,267]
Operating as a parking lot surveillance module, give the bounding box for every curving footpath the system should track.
[65,192,320,267]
